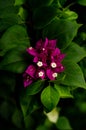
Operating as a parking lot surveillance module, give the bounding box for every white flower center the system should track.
[37,61,43,67]
[42,48,45,51]
[52,73,58,78]
[38,71,44,77]
[29,47,33,50]
[51,62,57,68]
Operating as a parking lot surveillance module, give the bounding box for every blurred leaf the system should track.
[56,116,72,130]
[20,94,40,117]
[29,0,54,8]
[80,32,86,41]
[0,25,30,55]
[79,102,86,113]
[0,1,23,31]
[0,71,16,98]
[24,115,34,129]
[20,95,32,117]
[54,84,73,98]
[25,80,45,95]
[18,7,27,21]
[0,101,15,119]
[59,0,67,6]
[33,6,57,29]
[0,16,20,32]
[36,125,48,130]
[14,0,26,5]
[52,0,67,8]
[41,85,60,111]
[77,0,86,6]
[0,0,15,9]
[0,6,18,18]
[43,17,80,49]
[0,48,28,73]
[62,62,86,89]
[12,109,23,128]
[63,42,86,63]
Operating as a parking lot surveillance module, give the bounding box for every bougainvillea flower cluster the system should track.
[23,38,65,87]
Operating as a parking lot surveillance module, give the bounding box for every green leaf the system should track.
[56,116,72,130]
[62,62,86,89]
[77,0,86,6]
[0,48,28,73]
[0,25,30,55]
[33,6,57,29]
[25,80,45,95]
[41,86,60,111]
[29,0,54,8]
[60,10,78,21]
[14,0,26,5]
[43,18,80,49]
[18,7,27,21]
[63,42,86,63]
[54,84,73,98]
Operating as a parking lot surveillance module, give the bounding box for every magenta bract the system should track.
[23,38,65,87]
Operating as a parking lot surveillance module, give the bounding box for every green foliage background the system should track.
[0,0,86,130]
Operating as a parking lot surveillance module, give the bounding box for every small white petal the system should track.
[52,73,58,78]
[29,47,33,50]
[42,48,45,51]
[37,61,43,67]
[38,71,44,77]
[51,62,57,68]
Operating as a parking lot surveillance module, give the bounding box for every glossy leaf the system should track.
[0,25,30,55]
[54,84,73,98]
[41,85,60,111]
[60,10,78,20]
[0,48,28,73]
[43,18,80,49]
[63,42,86,63]
[25,80,45,95]
[62,62,86,89]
